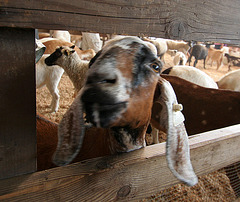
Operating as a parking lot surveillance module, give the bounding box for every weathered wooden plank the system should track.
[1,0,240,43]
[0,124,239,201]
[0,27,36,179]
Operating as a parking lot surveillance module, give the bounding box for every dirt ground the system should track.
[36,54,239,201]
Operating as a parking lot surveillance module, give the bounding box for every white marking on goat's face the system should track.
[81,36,162,128]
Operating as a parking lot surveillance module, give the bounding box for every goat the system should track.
[160,75,240,135]
[45,45,89,96]
[188,44,208,68]
[217,69,240,92]
[37,113,111,171]
[161,65,218,89]
[50,30,71,42]
[50,36,197,186]
[37,75,240,166]
[40,38,96,61]
[167,50,188,66]
[36,54,64,112]
[206,47,224,70]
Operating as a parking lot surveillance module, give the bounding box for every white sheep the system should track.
[217,69,240,92]
[45,45,89,96]
[50,30,71,42]
[165,39,190,55]
[36,54,64,112]
[161,65,218,89]
[142,37,168,60]
[167,50,188,66]
[173,51,187,66]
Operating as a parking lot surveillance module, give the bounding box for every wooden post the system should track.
[0,27,36,179]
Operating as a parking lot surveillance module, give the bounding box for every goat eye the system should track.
[150,63,160,73]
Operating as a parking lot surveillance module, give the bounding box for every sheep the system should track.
[36,54,64,112]
[224,53,240,71]
[81,32,103,52]
[41,38,96,61]
[50,30,71,42]
[142,37,168,60]
[144,41,158,56]
[71,34,82,48]
[206,47,224,70]
[50,36,198,186]
[45,45,90,96]
[38,32,50,39]
[188,44,208,68]
[161,65,218,89]
[217,69,240,92]
[165,39,190,55]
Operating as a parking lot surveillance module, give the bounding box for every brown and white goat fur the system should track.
[51,37,198,186]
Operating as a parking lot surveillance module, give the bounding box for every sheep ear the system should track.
[151,77,198,186]
[52,91,85,166]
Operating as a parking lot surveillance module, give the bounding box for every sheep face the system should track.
[45,45,76,66]
[53,37,198,187]
[82,37,162,129]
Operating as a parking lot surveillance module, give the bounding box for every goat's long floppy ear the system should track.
[151,77,198,186]
[52,90,85,166]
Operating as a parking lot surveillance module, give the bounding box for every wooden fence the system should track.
[0,0,240,201]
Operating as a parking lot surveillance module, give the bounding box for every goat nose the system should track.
[86,72,118,85]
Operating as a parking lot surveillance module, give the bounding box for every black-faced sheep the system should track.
[50,36,197,186]
[188,44,208,68]
[45,45,90,96]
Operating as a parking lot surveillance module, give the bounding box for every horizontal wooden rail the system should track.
[1,0,240,43]
[0,124,240,201]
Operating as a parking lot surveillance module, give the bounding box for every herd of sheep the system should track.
[36,30,240,113]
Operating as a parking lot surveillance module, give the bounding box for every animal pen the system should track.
[0,0,240,201]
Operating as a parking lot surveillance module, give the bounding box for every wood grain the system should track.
[1,0,240,43]
[0,124,239,201]
[0,27,36,180]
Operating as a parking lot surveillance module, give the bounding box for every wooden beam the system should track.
[0,27,36,179]
[1,1,240,43]
[0,124,239,201]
